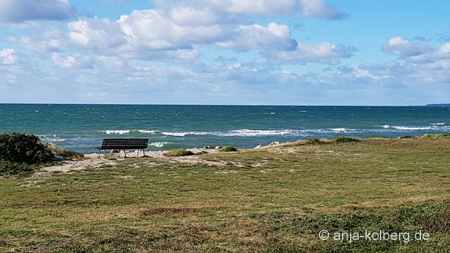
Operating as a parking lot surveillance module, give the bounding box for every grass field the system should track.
[1,138,450,252]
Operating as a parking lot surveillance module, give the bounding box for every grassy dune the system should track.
[1,138,450,252]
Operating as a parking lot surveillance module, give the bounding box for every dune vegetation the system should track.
[1,137,450,251]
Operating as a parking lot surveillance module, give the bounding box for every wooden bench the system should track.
[97,138,149,157]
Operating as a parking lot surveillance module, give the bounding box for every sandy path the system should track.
[40,148,220,173]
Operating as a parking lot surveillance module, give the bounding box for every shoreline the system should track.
[40,136,449,174]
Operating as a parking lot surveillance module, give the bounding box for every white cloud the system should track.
[155,0,346,19]
[0,49,18,64]
[52,53,92,68]
[381,37,436,59]
[216,23,298,51]
[7,1,351,67]
[9,28,66,52]
[169,5,226,26]
[258,42,356,65]
[0,0,77,23]
[117,9,228,51]
[376,37,450,83]
[68,18,128,50]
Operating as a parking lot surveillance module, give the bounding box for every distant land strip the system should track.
[426,104,450,107]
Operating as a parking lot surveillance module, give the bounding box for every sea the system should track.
[1,104,450,154]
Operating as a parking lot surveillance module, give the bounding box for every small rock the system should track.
[215,146,222,150]
[110,150,119,153]
[268,141,281,147]
[254,145,263,149]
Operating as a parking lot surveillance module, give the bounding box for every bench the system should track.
[97,138,149,157]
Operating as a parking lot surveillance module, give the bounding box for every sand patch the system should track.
[39,159,117,174]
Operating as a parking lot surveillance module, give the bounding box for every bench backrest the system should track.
[100,138,149,149]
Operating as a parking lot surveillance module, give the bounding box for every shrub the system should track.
[0,160,33,175]
[164,149,194,157]
[334,136,359,143]
[44,143,84,160]
[0,132,54,164]
[219,145,237,152]
[422,133,450,139]
[399,135,414,139]
[306,137,321,144]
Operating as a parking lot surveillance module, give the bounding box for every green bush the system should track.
[164,149,194,157]
[423,133,450,139]
[0,132,54,164]
[0,160,33,175]
[219,145,237,152]
[306,137,321,144]
[334,136,359,143]
[399,135,414,139]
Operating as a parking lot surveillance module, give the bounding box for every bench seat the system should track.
[97,138,149,157]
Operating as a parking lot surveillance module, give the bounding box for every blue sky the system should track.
[1,0,450,105]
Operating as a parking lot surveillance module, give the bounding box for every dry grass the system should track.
[1,138,450,252]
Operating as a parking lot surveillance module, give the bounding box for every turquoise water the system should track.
[1,104,450,153]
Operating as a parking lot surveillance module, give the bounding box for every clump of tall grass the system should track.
[219,145,237,152]
[44,142,84,160]
[306,137,321,144]
[423,132,450,139]
[334,136,359,143]
[164,149,194,157]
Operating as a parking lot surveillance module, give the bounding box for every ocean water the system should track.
[1,104,450,154]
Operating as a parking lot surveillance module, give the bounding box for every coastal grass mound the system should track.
[163,149,194,157]
[0,132,84,176]
[1,138,450,251]
[423,132,450,139]
[0,132,54,175]
[219,145,237,152]
[334,136,360,142]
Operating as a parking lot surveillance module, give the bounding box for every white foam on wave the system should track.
[392,126,432,130]
[160,129,304,137]
[431,123,446,126]
[138,130,158,134]
[330,128,348,132]
[218,129,302,137]
[149,142,170,148]
[161,131,208,137]
[105,130,130,134]
[40,134,67,142]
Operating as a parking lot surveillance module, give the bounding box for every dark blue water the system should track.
[1,104,449,153]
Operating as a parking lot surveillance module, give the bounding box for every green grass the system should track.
[164,149,195,156]
[1,138,450,252]
[218,145,237,152]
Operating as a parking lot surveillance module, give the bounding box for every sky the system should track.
[1,0,450,105]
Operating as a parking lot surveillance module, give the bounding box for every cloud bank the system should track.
[0,0,77,23]
[1,0,449,105]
